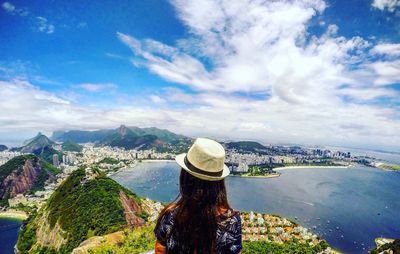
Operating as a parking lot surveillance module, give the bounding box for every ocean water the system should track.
[112,161,400,254]
[0,218,22,254]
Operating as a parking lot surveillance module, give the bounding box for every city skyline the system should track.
[1,0,400,151]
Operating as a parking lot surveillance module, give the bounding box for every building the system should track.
[53,154,59,168]
[8,194,28,207]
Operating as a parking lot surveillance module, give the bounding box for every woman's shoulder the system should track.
[218,208,241,227]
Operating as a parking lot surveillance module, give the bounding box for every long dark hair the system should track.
[156,169,231,254]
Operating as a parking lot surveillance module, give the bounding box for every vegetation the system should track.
[379,164,400,171]
[61,140,83,152]
[0,154,36,182]
[51,126,192,153]
[17,211,38,253]
[225,141,269,154]
[0,154,60,205]
[98,157,119,165]
[0,144,8,151]
[89,225,156,254]
[242,240,329,254]
[24,168,140,253]
[33,146,64,164]
[88,232,329,254]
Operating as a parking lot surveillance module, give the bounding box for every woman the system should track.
[154,138,242,254]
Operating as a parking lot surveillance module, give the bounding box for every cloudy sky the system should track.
[1,0,399,150]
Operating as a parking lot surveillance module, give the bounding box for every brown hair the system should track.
[156,169,231,254]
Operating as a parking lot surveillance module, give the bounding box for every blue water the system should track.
[0,218,22,254]
[112,161,400,254]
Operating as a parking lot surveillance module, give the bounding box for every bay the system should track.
[112,161,400,254]
[0,217,22,254]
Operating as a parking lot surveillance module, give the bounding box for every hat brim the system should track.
[175,153,230,181]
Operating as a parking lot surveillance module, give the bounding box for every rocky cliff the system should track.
[0,155,60,206]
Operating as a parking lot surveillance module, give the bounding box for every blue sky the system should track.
[0,0,400,151]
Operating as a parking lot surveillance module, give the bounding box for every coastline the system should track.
[230,173,281,179]
[108,159,175,176]
[273,165,350,171]
[0,210,28,220]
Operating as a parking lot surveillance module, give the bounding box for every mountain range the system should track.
[52,125,193,153]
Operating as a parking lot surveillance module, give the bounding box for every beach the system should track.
[0,210,28,220]
[230,173,281,179]
[273,165,350,171]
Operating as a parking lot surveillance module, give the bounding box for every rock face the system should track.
[0,155,58,204]
[72,231,125,254]
[3,159,41,198]
[119,191,145,227]
[35,212,67,249]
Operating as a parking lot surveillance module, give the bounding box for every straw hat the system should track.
[175,138,230,181]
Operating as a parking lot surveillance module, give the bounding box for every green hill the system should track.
[15,133,63,164]
[101,125,162,150]
[0,154,60,207]
[225,141,270,154]
[17,168,147,253]
[61,140,83,152]
[21,133,55,153]
[0,144,8,152]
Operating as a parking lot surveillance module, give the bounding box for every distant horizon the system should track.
[1,124,399,155]
[1,0,399,151]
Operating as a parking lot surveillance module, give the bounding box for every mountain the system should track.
[101,125,155,150]
[51,129,116,143]
[16,133,63,164]
[61,140,83,152]
[225,141,270,154]
[51,125,192,152]
[21,133,55,153]
[16,168,150,253]
[0,144,8,152]
[0,154,61,207]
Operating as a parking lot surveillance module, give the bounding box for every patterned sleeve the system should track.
[229,212,243,254]
[154,211,174,244]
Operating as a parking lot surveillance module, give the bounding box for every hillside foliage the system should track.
[17,168,141,253]
[61,140,83,152]
[242,240,329,254]
[89,225,156,254]
[0,154,60,206]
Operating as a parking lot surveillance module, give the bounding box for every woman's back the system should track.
[155,206,242,254]
[154,138,242,254]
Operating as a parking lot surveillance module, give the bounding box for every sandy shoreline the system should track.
[273,165,350,171]
[230,174,281,179]
[109,159,175,176]
[0,210,28,220]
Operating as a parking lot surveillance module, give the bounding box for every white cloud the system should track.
[1,0,400,151]
[372,0,400,12]
[36,16,55,34]
[77,83,118,92]
[371,43,400,56]
[114,0,400,150]
[150,95,166,104]
[1,1,29,16]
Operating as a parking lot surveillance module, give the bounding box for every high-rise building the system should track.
[53,154,59,168]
